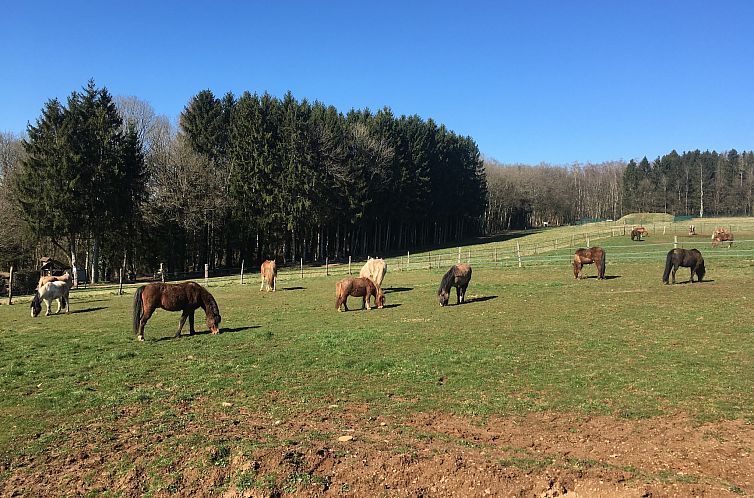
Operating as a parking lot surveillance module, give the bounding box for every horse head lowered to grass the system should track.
[132,282,221,341]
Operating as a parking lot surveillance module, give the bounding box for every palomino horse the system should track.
[336,276,384,311]
[663,248,705,284]
[38,271,72,289]
[133,282,221,341]
[438,264,472,306]
[359,257,387,288]
[260,260,277,291]
[711,227,734,248]
[630,227,648,241]
[30,279,74,317]
[573,247,606,279]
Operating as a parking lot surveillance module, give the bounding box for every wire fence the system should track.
[6,220,754,301]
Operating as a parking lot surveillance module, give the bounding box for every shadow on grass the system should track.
[674,279,714,285]
[280,286,305,291]
[156,325,260,341]
[464,295,498,304]
[384,287,412,293]
[380,303,402,309]
[582,275,621,280]
[71,307,108,314]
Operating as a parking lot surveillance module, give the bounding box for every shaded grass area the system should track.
[1,259,754,468]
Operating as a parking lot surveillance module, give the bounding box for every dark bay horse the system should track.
[336,277,384,311]
[573,247,606,279]
[133,282,221,341]
[438,264,472,306]
[663,248,705,284]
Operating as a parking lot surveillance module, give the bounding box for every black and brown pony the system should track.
[336,276,384,311]
[132,281,221,341]
[573,247,606,279]
[630,227,648,241]
[438,264,472,306]
[663,248,705,284]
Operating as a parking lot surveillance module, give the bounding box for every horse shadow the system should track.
[156,325,260,341]
[281,286,305,291]
[465,295,497,304]
[583,275,621,280]
[71,307,108,314]
[384,287,412,293]
[675,279,714,284]
[380,303,402,309]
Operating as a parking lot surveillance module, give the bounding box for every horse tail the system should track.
[662,251,673,283]
[133,286,144,336]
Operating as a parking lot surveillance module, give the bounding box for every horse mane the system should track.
[438,266,455,294]
[201,287,221,322]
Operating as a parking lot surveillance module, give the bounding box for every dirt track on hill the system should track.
[2,404,753,497]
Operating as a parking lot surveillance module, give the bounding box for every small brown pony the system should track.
[359,257,387,288]
[37,271,72,289]
[260,260,277,291]
[711,227,734,248]
[133,281,221,341]
[630,227,648,241]
[438,264,472,306]
[336,277,384,311]
[573,247,606,279]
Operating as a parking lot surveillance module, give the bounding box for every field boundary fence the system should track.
[7,220,754,302]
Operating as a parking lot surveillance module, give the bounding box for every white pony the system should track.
[359,257,387,289]
[30,280,73,317]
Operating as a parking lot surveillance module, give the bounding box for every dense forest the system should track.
[2,81,752,280]
[0,81,487,279]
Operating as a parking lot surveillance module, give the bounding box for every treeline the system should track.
[623,150,754,216]
[0,81,487,278]
[484,160,625,230]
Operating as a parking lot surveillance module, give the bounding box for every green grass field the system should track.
[2,222,754,494]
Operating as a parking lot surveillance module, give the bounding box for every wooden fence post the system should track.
[428,251,432,269]
[585,235,590,247]
[516,242,522,268]
[674,235,678,249]
[92,263,96,286]
[118,267,124,295]
[493,247,497,263]
[348,255,352,274]
[160,262,165,283]
[301,258,304,279]
[7,266,13,305]
[326,258,329,276]
[468,249,471,263]
[240,260,245,284]
[457,247,461,264]
[571,234,574,247]
[204,263,209,286]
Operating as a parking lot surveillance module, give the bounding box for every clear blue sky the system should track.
[2,0,753,164]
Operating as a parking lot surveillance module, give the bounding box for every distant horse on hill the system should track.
[133,282,221,341]
[573,247,606,279]
[711,227,734,248]
[30,279,74,317]
[630,227,648,241]
[662,248,705,284]
[260,260,277,292]
[359,257,387,289]
[438,264,472,306]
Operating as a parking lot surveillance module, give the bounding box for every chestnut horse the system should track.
[132,282,221,341]
[573,247,606,279]
[336,277,384,311]
[359,257,387,288]
[711,227,734,248]
[438,264,472,306]
[37,271,72,289]
[260,260,277,291]
[663,248,705,284]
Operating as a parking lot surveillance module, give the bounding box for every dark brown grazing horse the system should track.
[438,264,472,306]
[133,282,221,341]
[336,277,384,311]
[573,247,606,279]
[260,259,277,291]
[663,248,705,284]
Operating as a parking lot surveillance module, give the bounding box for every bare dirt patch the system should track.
[2,404,753,497]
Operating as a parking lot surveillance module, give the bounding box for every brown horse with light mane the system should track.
[132,282,221,341]
[336,277,384,311]
[260,260,277,291]
[573,247,606,279]
[711,227,734,248]
[37,271,72,289]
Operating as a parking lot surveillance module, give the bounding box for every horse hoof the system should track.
[137,335,144,342]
